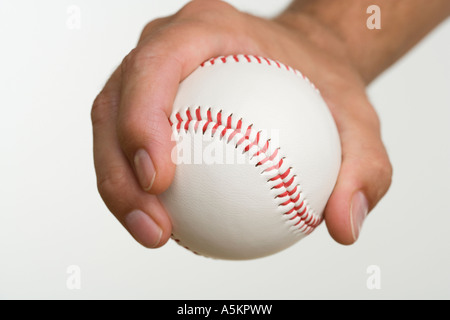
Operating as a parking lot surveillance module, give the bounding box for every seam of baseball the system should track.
[200,54,320,93]
[169,107,322,236]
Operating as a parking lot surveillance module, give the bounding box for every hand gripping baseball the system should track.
[91,1,393,253]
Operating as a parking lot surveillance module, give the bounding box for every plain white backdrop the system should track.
[0,0,449,299]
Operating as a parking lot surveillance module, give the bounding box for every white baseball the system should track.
[159,54,341,260]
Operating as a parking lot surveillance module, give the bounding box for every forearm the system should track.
[277,0,450,84]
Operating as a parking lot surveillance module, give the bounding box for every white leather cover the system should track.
[159,55,341,260]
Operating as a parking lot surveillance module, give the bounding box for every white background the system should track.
[0,0,449,299]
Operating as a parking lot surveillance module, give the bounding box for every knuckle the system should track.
[121,48,167,79]
[97,165,130,202]
[142,16,169,34]
[139,16,173,42]
[121,47,161,77]
[121,48,142,74]
[370,153,393,190]
[117,109,167,150]
[91,91,114,127]
[174,0,241,32]
[177,0,236,17]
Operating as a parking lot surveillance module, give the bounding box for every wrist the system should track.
[273,9,368,84]
[275,0,450,84]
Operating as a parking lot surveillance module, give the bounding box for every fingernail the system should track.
[134,148,156,191]
[125,209,162,248]
[350,191,369,242]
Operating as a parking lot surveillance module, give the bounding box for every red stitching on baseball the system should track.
[262,158,283,173]
[200,54,319,93]
[172,235,200,255]
[171,106,321,233]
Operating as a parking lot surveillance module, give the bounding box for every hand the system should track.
[91,0,392,248]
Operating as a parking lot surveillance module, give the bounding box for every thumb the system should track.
[323,94,393,245]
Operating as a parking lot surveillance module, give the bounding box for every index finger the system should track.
[116,20,241,194]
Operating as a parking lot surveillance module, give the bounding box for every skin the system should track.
[91,0,450,248]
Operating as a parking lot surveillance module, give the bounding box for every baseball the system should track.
[159,54,341,260]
